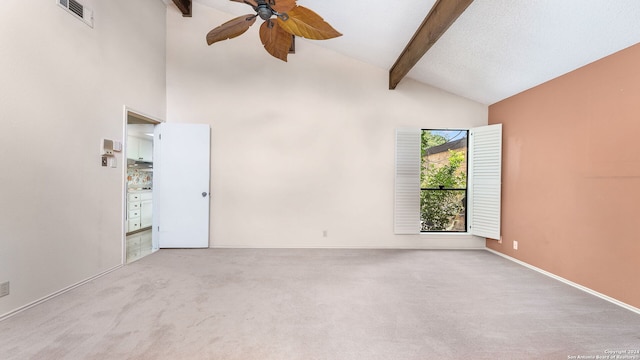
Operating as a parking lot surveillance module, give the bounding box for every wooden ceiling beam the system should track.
[172,0,192,17]
[389,0,473,89]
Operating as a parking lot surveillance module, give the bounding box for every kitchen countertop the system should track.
[128,188,152,193]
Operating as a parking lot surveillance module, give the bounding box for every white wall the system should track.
[167,3,489,249]
[0,0,166,316]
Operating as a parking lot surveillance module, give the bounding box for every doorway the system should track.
[124,109,160,263]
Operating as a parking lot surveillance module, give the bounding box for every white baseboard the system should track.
[485,248,640,315]
[0,264,123,322]
[210,245,486,250]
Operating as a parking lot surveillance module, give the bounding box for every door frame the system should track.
[121,106,163,264]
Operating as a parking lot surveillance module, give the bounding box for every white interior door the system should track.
[153,123,210,248]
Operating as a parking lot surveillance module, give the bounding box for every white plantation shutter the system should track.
[394,129,421,234]
[468,124,502,240]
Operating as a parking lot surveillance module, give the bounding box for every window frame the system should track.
[420,129,469,233]
[394,124,502,239]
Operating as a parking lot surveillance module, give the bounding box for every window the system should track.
[394,125,502,239]
[420,130,468,232]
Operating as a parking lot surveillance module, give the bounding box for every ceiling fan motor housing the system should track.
[256,4,273,20]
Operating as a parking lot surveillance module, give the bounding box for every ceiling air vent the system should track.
[57,0,93,28]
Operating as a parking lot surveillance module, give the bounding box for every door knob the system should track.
[202,192,208,197]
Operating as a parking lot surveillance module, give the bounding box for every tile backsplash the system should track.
[127,168,153,188]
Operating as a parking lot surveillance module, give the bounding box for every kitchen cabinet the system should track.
[140,192,153,228]
[128,218,141,233]
[128,208,141,232]
[127,191,151,233]
[127,193,141,233]
[127,136,153,162]
[139,139,152,161]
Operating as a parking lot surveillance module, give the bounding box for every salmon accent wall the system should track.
[488,43,640,309]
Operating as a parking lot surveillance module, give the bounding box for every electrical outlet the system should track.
[513,240,518,250]
[0,281,9,298]
[322,230,328,238]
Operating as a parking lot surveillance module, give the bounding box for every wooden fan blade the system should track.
[229,0,258,8]
[259,20,292,62]
[270,0,296,13]
[206,14,257,45]
[276,6,342,40]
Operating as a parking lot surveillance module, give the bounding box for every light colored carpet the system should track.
[0,249,638,359]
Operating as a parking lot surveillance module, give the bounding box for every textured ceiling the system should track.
[193,0,640,104]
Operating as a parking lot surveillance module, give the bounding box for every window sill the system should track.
[420,231,469,235]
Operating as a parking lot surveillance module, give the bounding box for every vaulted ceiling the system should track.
[176,0,640,105]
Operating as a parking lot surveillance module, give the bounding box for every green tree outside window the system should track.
[421,130,467,231]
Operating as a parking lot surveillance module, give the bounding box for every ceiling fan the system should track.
[206,0,342,62]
